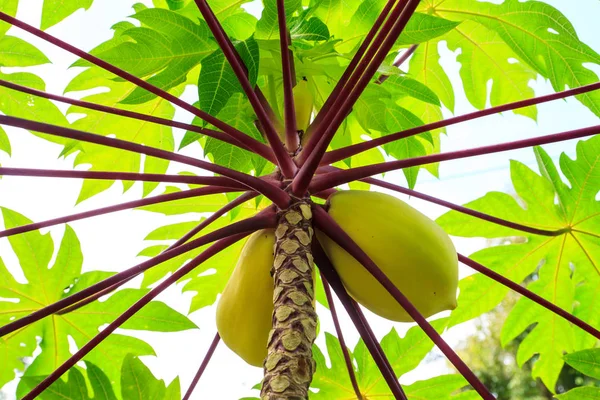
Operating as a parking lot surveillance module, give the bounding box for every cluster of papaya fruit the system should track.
[216,190,459,367]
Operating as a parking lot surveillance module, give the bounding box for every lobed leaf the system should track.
[0,208,196,395]
[437,136,600,390]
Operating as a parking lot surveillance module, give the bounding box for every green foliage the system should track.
[430,0,600,118]
[310,320,480,399]
[41,0,93,30]
[0,208,196,395]
[1,0,600,398]
[564,349,600,380]
[197,38,260,118]
[437,136,600,391]
[557,349,600,399]
[21,356,180,400]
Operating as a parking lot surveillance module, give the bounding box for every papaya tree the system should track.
[0,0,599,399]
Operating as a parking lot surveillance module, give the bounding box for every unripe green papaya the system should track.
[317,190,458,322]
[216,229,275,367]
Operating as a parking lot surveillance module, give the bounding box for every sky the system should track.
[1,0,599,399]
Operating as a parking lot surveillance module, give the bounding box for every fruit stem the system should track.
[262,200,318,399]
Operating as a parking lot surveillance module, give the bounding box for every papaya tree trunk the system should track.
[261,199,317,399]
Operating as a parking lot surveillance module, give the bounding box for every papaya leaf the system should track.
[555,387,600,400]
[197,38,260,118]
[291,17,330,41]
[63,16,198,202]
[154,0,254,22]
[434,0,600,118]
[0,35,50,67]
[310,320,474,399]
[204,94,269,174]
[138,191,264,312]
[71,8,215,105]
[445,21,538,120]
[0,71,70,147]
[20,357,181,400]
[436,136,600,390]
[563,348,600,380]
[255,0,302,40]
[222,13,258,41]
[41,0,94,30]
[121,354,166,400]
[382,75,441,106]
[123,8,217,104]
[0,0,18,36]
[0,208,196,394]
[0,126,11,156]
[21,361,117,400]
[406,39,454,112]
[382,101,433,189]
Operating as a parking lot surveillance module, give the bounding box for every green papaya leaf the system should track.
[555,387,600,400]
[41,0,93,30]
[310,319,474,399]
[21,361,117,400]
[563,348,600,380]
[138,191,263,312]
[0,208,196,394]
[437,136,600,390]
[20,357,181,400]
[0,126,11,156]
[197,38,260,118]
[434,0,600,118]
[255,0,302,40]
[291,17,330,41]
[0,35,50,66]
[0,0,18,36]
[382,75,441,106]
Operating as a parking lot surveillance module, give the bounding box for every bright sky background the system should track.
[1,0,600,399]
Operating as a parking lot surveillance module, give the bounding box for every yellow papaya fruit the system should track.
[216,229,275,367]
[316,190,458,322]
[294,77,313,134]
